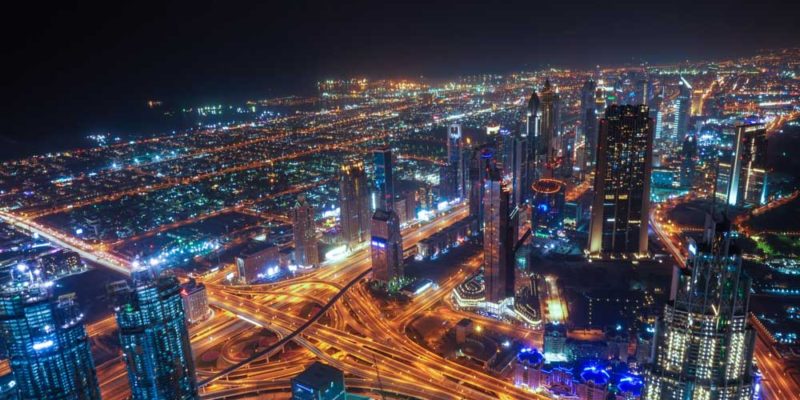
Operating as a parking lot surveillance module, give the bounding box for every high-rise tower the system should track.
[468,145,495,232]
[444,124,465,200]
[588,105,653,258]
[339,159,371,249]
[715,123,768,207]
[643,216,757,400]
[525,89,543,187]
[292,194,319,267]
[110,268,198,399]
[0,281,100,399]
[580,80,598,169]
[370,209,404,282]
[673,77,692,144]
[483,166,516,303]
[373,146,395,211]
[497,128,527,206]
[679,133,698,188]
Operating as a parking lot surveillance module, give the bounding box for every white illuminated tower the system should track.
[643,215,757,400]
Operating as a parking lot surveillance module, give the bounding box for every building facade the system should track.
[588,105,654,258]
[292,194,320,267]
[373,146,395,211]
[339,159,371,249]
[715,123,768,206]
[580,80,598,170]
[445,123,465,200]
[673,78,692,144]
[0,286,100,399]
[370,209,404,282]
[111,269,198,399]
[483,166,515,303]
[539,79,562,177]
[180,279,209,324]
[643,216,757,400]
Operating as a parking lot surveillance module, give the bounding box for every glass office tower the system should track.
[111,268,198,399]
[0,282,100,399]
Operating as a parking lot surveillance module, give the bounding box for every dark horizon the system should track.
[3,0,799,153]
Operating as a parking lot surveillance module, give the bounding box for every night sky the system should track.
[2,0,798,154]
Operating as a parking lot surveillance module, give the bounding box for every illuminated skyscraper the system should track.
[292,194,319,267]
[339,159,371,249]
[468,145,494,232]
[580,80,598,169]
[0,283,100,399]
[443,123,465,200]
[673,77,692,144]
[643,216,757,400]
[715,123,768,206]
[588,105,653,257]
[370,209,403,282]
[679,133,697,188]
[525,88,543,186]
[483,166,515,303]
[111,269,198,399]
[373,146,395,211]
[539,79,561,177]
[497,128,527,206]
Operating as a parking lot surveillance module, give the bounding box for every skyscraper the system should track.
[539,79,561,177]
[445,123,465,200]
[292,194,320,267]
[497,128,527,206]
[580,80,598,169]
[525,89,543,187]
[588,105,654,258]
[0,282,100,399]
[715,123,768,206]
[370,209,403,282]
[643,215,757,400]
[111,268,198,399]
[373,146,395,211]
[679,133,697,188]
[339,159,371,249]
[673,77,692,144]
[483,166,515,303]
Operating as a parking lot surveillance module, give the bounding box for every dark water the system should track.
[0,99,296,161]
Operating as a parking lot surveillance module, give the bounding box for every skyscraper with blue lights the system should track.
[373,146,395,212]
[110,268,198,399]
[0,282,100,399]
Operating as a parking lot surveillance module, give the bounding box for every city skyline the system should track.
[0,7,799,398]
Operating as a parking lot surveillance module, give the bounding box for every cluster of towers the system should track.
[456,77,658,305]
[336,146,404,283]
[0,265,198,399]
